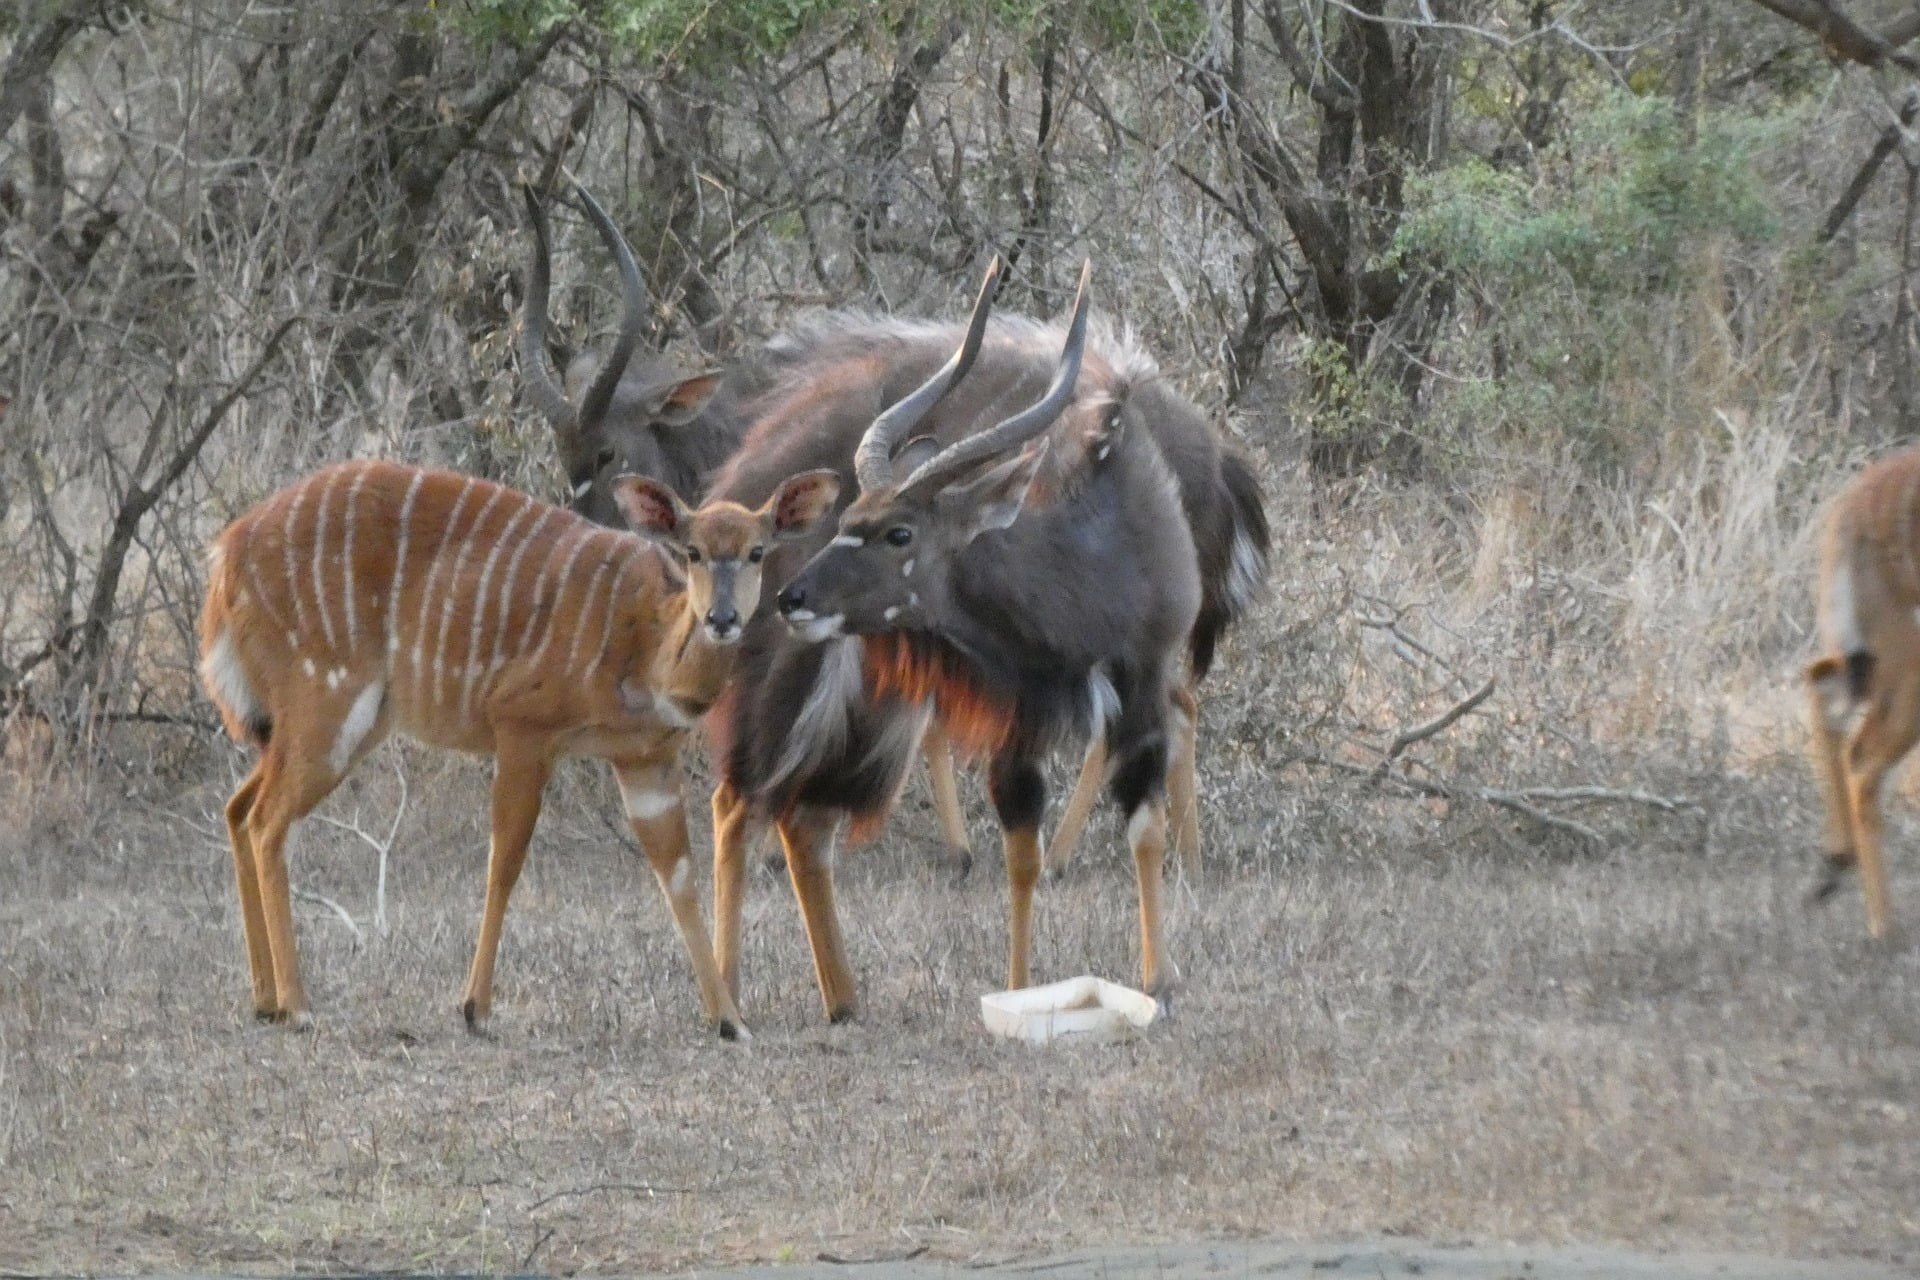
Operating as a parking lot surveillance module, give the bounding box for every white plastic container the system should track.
[979,975,1161,1045]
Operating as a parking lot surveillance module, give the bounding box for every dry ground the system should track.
[1,731,1916,1276]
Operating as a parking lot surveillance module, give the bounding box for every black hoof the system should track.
[461,1000,492,1036]
[939,846,974,887]
[718,1019,741,1041]
[254,1007,281,1024]
[827,1005,858,1025]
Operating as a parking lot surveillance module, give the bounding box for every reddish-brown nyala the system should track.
[199,457,837,1036]
[1805,444,1920,940]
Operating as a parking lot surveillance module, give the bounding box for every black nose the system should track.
[707,605,739,632]
[778,584,806,614]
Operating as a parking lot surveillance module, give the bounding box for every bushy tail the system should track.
[1189,449,1271,681]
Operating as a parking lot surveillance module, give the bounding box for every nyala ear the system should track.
[611,475,695,544]
[766,468,842,539]
[948,440,1048,539]
[891,434,943,476]
[649,372,723,426]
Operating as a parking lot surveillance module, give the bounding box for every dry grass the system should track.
[3,422,1918,1276]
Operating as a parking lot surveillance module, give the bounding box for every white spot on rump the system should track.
[330,681,385,773]
[200,630,261,726]
[620,776,682,820]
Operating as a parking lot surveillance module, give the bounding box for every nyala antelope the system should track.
[518,181,748,527]
[1805,444,1920,940]
[705,260,1261,1021]
[523,179,997,874]
[198,458,837,1036]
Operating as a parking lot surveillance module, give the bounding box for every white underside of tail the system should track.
[1226,527,1266,615]
[201,629,262,730]
[1823,554,1865,656]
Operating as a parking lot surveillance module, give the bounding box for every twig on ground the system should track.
[311,750,407,933]
[292,889,363,943]
[525,1181,712,1211]
[1371,675,1497,780]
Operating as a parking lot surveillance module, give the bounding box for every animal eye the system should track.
[885,526,914,548]
[748,546,765,564]
[685,547,703,564]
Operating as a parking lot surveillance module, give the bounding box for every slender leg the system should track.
[223,768,277,1018]
[615,761,748,1039]
[1169,685,1202,871]
[922,722,974,879]
[711,779,756,1000]
[242,737,348,1029]
[779,807,857,1022]
[1043,735,1106,877]
[1805,657,1860,903]
[1126,800,1173,1000]
[459,742,553,1032]
[1105,694,1177,1004]
[1842,676,1920,941]
[990,752,1047,990]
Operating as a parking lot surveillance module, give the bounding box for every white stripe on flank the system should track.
[200,629,260,727]
[433,487,506,705]
[340,465,370,651]
[412,476,477,679]
[591,547,635,669]
[330,681,384,773]
[566,548,616,671]
[461,500,537,713]
[280,480,312,636]
[310,467,341,652]
[524,527,594,669]
[243,557,292,636]
[491,506,556,673]
[386,469,428,655]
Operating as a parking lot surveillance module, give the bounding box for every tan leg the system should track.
[1128,801,1174,1001]
[1003,824,1042,990]
[1842,678,1920,941]
[241,736,346,1029]
[1169,685,1202,870]
[224,768,277,1018]
[923,722,973,876]
[1043,736,1106,876]
[711,779,755,1000]
[779,808,857,1022]
[1806,658,1860,903]
[615,761,748,1039]
[459,742,552,1032]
